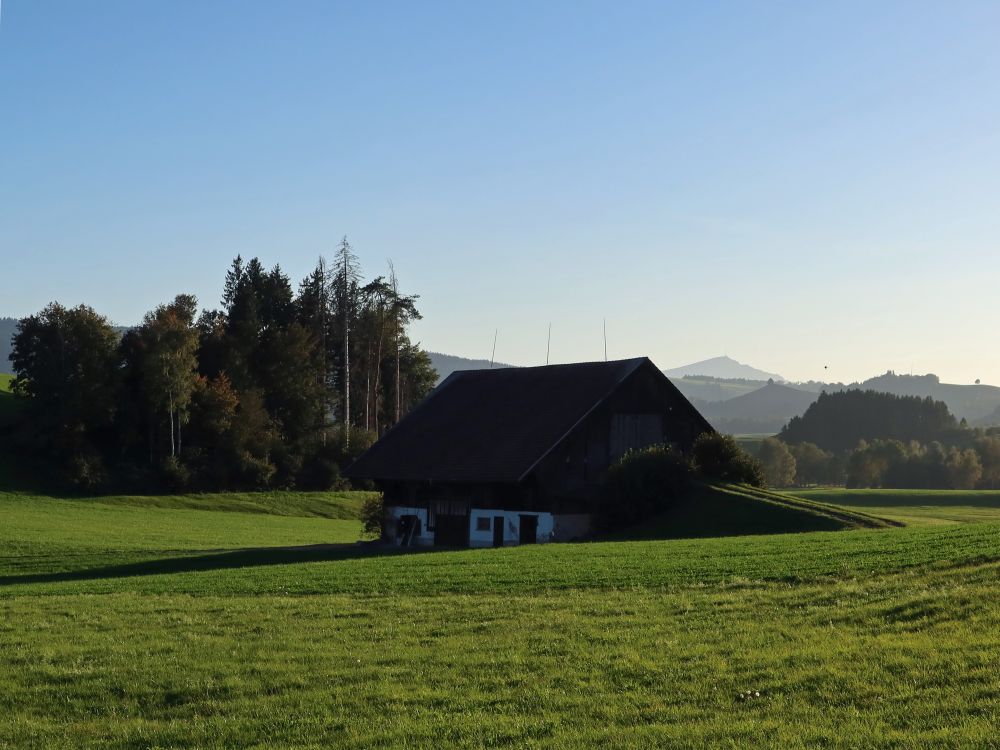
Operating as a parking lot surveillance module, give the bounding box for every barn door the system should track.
[518,514,538,545]
[432,500,470,547]
[492,516,505,547]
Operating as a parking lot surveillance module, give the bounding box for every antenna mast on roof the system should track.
[546,322,551,365]
[603,318,607,362]
[490,329,497,368]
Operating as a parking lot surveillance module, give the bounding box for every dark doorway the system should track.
[518,514,538,545]
[435,514,469,547]
[397,515,420,547]
[492,516,505,547]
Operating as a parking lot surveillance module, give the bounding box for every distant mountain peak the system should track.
[664,356,784,383]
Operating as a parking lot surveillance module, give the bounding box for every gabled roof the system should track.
[348,357,708,483]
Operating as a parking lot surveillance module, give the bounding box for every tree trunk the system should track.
[342,257,350,447]
[395,332,401,424]
[364,323,373,431]
[320,260,328,446]
[169,392,175,458]
[373,303,385,434]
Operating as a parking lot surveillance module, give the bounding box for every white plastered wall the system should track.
[386,505,592,547]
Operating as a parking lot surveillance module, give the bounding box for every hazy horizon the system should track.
[3,1,999,385]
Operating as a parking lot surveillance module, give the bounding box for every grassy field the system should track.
[2,488,1000,747]
[0,491,369,580]
[792,488,1000,526]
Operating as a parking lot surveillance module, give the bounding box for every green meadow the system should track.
[791,488,1000,526]
[2,489,1000,748]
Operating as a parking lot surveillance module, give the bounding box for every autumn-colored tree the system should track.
[137,295,200,459]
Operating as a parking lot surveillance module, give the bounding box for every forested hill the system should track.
[664,355,784,382]
[0,318,15,374]
[779,390,961,452]
[849,372,1000,424]
[700,381,817,435]
[426,352,514,383]
[673,371,1000,428]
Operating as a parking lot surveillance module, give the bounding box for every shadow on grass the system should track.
[0,543,429,587]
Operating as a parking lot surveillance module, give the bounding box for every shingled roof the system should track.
[347,357,706,483]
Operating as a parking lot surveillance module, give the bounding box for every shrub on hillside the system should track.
[360,494,385,539]
[237,451,276,488]
[596,444,694,530]
[692,432,765,487]
[63,452,108,492]
[158,456,191,492]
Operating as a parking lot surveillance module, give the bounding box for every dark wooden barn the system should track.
[346,357,713,547]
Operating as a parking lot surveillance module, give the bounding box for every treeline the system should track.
[780,390,961,452]
[5,239,436,491]
[751,390,1000,489]
[756,435,1000,489]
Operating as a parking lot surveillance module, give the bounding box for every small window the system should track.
[475,517,491,531]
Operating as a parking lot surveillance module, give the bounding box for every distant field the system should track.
[0,375,25,488]
[791,488,1000,526]
[0,373,19,428]
[672,376,761,401]
[733,435,768,453]
[3,487,1000,747]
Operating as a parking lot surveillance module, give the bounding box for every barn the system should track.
[346,357,713,547]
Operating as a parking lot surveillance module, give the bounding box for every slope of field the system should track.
[0,375,26,490]
[7,488,373,519]
[0,373,17,427]
[0,491,369,579]
[3,492,1000,747]
[792,488,1000,526]
[616,483,894,540]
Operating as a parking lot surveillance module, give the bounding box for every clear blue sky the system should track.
[2,1,999,384]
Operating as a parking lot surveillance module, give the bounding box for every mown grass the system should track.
[792,488,1000,526]
[0,491,369,579]
[4,488,373,518]
[4,561,1000,749]
[3,490,1000,747]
